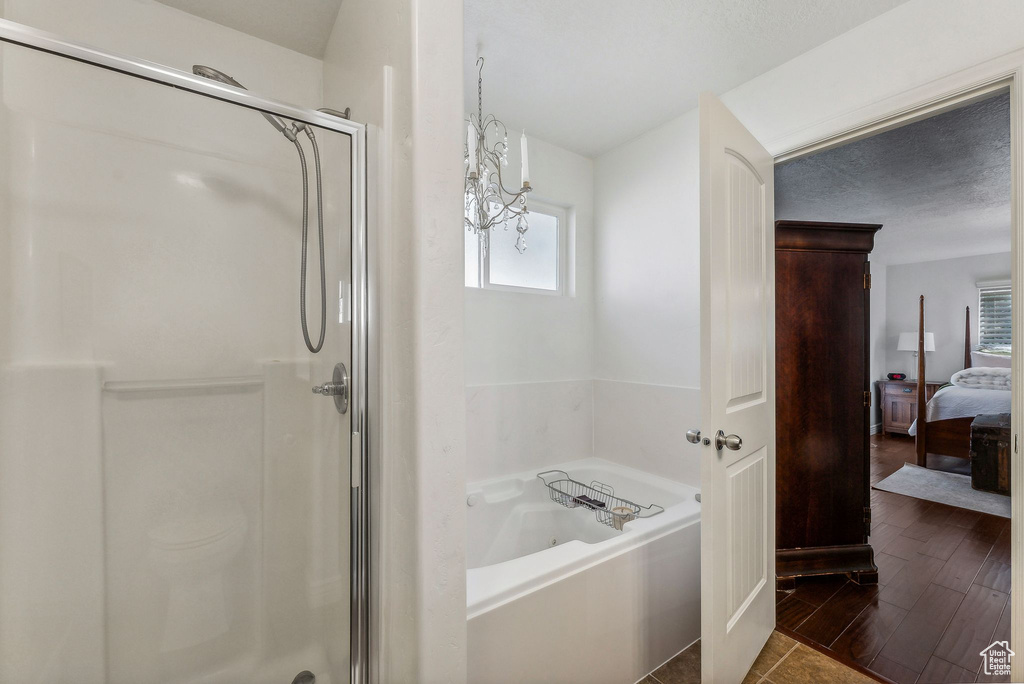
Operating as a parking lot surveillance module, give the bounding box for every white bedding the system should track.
[908,384,1011,436]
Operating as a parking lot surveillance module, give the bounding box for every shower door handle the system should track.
[312,362,349,414]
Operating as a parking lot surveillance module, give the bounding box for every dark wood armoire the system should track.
[775,220,882,587]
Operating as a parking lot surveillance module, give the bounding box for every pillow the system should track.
[952,366,1011,389]
[971,351,1012,368]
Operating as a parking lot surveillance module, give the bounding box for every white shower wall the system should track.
[0,5,354,683]
[0,0,326,367]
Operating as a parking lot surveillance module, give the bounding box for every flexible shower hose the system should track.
[293,131,327,354]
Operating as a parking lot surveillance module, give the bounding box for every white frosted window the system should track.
[464,202,566,294]
[489,209,559,291]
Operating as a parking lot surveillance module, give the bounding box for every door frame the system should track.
[770,53,1024,681]
[0,17,374,684]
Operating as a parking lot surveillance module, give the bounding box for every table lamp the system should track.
[897,331,935,382]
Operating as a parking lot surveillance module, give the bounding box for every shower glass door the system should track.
[0,36,360,684]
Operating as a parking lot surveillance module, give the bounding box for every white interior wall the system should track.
[409,3,467,677]
[721,0,1024,156]
[594,111,700,388]
[464,136,594,386]
[464,135,595,482]
[869,262,887,430]
[885,252,1012,383]
[593,111,701,486]
[324,0,468,682]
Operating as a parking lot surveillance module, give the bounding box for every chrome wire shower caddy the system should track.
[537,470,664,529]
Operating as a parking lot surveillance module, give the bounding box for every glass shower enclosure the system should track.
[0,19,369,684]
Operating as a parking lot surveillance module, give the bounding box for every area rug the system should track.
[873,464,1010,518]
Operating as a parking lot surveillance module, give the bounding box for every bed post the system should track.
[964,305,972,369]
[916,295,928,467]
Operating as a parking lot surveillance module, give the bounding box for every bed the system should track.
[913,296,1012,466]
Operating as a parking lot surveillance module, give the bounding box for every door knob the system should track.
[715,430,742,451]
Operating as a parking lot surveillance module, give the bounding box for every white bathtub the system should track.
[466,458,701,684]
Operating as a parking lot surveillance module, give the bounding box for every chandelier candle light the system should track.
[465,57,532,253]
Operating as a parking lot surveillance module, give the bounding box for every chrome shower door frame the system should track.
[0,18,372,684]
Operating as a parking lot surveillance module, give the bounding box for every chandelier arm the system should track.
[464,56,530,244]
[482,194,528,226]
[481,115,506,137]
[492,160,531,198]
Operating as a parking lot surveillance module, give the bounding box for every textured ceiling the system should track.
[775,92,1011,265]
[465,0,909,156]
[155,0,343,58]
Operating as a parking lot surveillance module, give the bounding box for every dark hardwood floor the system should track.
[776,434,1011,684]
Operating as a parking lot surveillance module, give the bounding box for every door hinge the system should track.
[864,273,872,289]
[864,390,872,408]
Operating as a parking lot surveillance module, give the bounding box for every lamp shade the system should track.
[897,332,935,352]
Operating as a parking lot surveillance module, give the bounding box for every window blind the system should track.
[979,285,1012,351]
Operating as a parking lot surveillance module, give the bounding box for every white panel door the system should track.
[697,92,775,684]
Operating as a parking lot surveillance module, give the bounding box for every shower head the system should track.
[192,64,245,89]
[192,64,289,135]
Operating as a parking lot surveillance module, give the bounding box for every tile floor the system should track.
[641,632,878,684]
[776,434,1011,683]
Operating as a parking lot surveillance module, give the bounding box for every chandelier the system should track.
[465,57,532,253]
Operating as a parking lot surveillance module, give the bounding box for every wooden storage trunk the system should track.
[970,413,1011,496]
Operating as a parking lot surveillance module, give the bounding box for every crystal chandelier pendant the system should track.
[464,56,532,252]
[515,215,528,254]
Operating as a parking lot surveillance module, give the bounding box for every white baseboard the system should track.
[870,422,882,436]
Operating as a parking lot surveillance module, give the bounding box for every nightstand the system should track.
[878,379,943,436]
